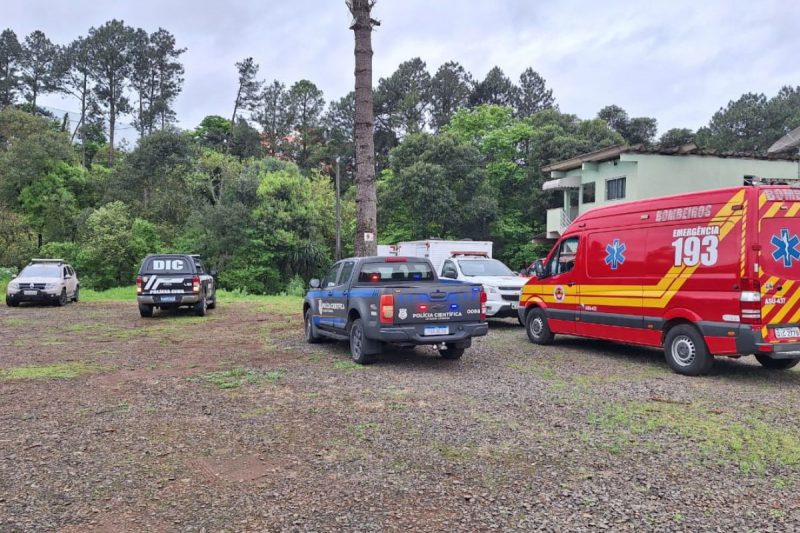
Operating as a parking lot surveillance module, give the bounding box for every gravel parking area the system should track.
[1,297,800,531]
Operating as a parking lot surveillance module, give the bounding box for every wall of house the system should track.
[545,154,800,236]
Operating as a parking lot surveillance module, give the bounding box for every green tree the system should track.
[61,36,94,164]
[18,162,81,243]
[380,132,495,240]
[470,66,517,107]
[375,57,431,137]
[110,129,194,229]
[514,67,555,117]
[286,79,325,169]
[229,57,262,151]
[87,19,137,166]
[19,30,63,113]
[324,91,355,185]
[0,29,23,108]
[597,104,657,145]
[429,61,473,131]
[659,128,695,147]
[253,80,291,157]
[79,201,161,289]
[193,115,230,151]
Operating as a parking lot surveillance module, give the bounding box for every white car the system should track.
[6,259,80,307]
[440,254,526,323]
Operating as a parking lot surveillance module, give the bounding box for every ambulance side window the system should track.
[548,237,579,276]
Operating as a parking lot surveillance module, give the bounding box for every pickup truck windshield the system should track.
[142,257,193,275]
[459,259,514,277]
[357,262,435,283]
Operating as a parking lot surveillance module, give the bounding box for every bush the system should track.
[281,275,307,297]
[0,266,18,280]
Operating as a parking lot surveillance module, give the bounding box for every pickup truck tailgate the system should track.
[391,284,482,324]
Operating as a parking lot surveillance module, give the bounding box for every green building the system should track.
[542,144,800,238]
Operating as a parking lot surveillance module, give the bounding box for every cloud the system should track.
[5,0,798,140]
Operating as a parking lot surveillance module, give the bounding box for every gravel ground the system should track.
[1,297,800,532]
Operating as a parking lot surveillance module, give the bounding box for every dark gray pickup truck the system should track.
[303,256,489,364]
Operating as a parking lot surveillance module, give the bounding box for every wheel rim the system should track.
[352,325,362,356]
[671,335,696,367]
[530,316,544,338]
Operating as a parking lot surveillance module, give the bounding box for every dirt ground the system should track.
[2,297,800,532]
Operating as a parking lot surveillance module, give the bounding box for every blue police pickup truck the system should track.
[303,256,489,364]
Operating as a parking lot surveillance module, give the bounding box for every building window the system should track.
[582,182,595,204]
[606,177,626,200]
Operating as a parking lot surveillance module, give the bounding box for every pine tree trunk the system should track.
[349,0,379,257]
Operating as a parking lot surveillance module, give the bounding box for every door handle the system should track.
[567,282,576,287]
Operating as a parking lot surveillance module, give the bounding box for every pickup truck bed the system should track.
[303,256,489,363]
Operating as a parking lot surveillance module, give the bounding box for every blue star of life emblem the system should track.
[771,228,800,267]
[604,239,626,270]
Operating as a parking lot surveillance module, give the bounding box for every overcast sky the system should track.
[5,0,799,141]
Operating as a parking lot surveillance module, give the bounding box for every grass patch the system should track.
[2,318,26,327]
[589,401,800,473]
[0,362,107,381]
[82,286,136,302]
[200,367,284,389]
[334,360,365,371]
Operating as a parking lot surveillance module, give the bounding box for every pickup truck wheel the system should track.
[72,286,80,303]
[664,324,713,376]
[439,344,465,360]
[754,355,800,370]
[526,308,554,345]
[305,309,322,343]
[6,296,19,307]
[57,288,68,307]
[194,295,207,317]
[139,304,154,318]
[349,319,374,365]
[207,296,216,309]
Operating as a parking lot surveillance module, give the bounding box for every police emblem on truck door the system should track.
[398,308,407,320]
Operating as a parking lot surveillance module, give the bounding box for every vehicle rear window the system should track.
[357,262,435,283]
[142,257,193,274]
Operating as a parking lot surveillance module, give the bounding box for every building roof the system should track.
[541,143,800,173]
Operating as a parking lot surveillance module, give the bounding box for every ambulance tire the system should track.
[754,355,800,370]
[664,324,713,376]
[526,308,554,345]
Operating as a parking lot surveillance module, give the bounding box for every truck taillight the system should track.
[192,276,201,293]
[136,276,143,294]
[740,278,761,324]
[480,290,487,320]
[380,294,394,324]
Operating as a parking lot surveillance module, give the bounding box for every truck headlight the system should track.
[484,285,500,295]
[45,283,59,290]
[8,282,19,290]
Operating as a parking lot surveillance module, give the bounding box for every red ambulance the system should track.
[520,185,800,375]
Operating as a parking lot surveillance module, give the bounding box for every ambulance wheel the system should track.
[304,309,322,343]
[754,355,800,370]
[664,325,712,376]
[526,308,554,345]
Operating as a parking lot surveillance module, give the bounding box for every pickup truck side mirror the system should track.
[309,278,321,289]
[533,260,546,279]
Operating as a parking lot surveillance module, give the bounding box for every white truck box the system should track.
[395,240,493,274]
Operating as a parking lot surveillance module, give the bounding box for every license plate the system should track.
[24,290,37,296]
[774,327,800,339]
[159,296,177,303]
[423,326,449,336]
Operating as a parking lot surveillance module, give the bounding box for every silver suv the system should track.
[6,259,80,307]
